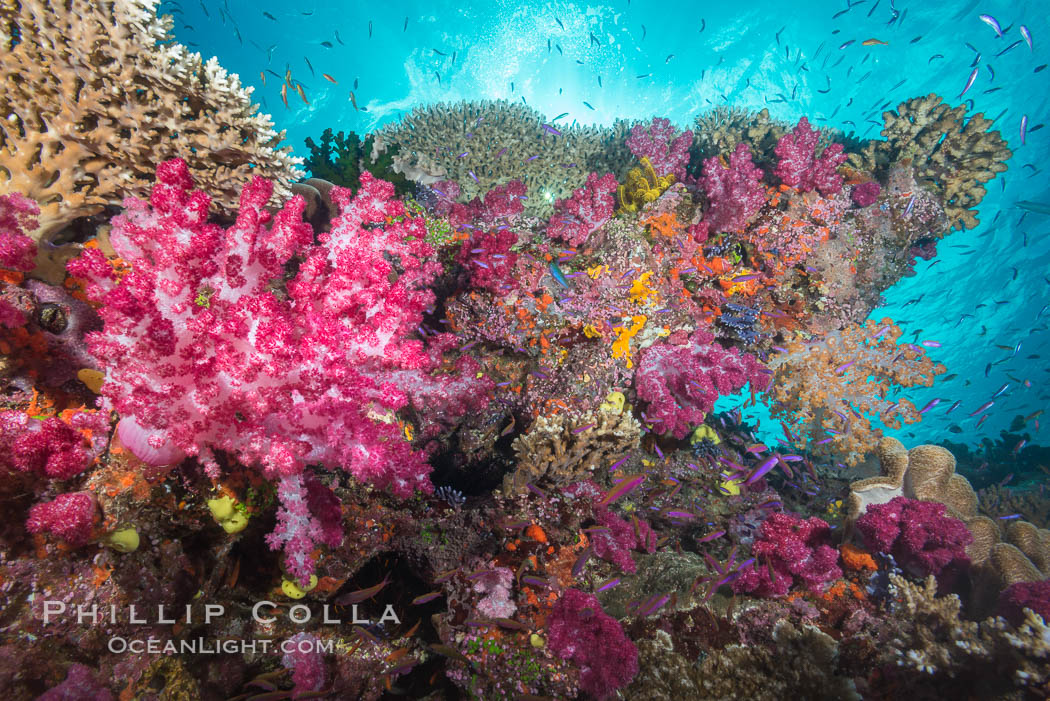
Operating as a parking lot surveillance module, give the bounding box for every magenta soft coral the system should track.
[447,180,526,228]
[455,228,519,292]
[625,117,693,181]
[68,160,488,498]
[26,491,98,546]
[565,480,655,573]
[546,172,618,246]
[855,496,972,577]
[698,143,766,233]
[634,328,770,439]
[68,160,491,578]
[732,511,842,597]
[547,588,639,700]
[773,117,847,196]
[0,410,107,480]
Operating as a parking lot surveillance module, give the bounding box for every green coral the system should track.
[303,128,414,196]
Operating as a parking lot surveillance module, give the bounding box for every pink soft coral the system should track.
[448,180,526,228]
[626,117,693,182]
[855,496,972,577]
[773,117,847,196]
[699,143,766,233]
[455,228,519,292]
[0,192,38,272]
[546,172,618,246]
[732,511,842,597]
[26,491,98,546]
[68,160,489,499]
[547,588,639,700]
[0,410,108,480]
[634,329,770,439]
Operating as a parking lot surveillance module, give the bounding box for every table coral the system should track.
[0,0,302,241]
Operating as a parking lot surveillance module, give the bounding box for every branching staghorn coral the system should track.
[767,318,945,465]
[375,100,634,217]
[0,0,303,243]
[848,93,1011,230]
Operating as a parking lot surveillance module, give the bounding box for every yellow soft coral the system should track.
[617,157,675,212]
[628,271,660,306]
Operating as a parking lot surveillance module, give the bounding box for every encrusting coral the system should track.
[0,0,303,245]
[848,93,1011,230]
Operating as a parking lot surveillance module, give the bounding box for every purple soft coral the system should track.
[546,172,618,246]
[855,496,972,577]
[774,117,847,196]
[732,511,842,597]
[625,117,693,182]
[635,328,770,439]
[699,143,766,233]
[547,588,639,700]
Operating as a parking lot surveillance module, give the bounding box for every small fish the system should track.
[745,455,779,485]
[259,70,266,85]
[945,400,962,414]
[862,38,888,46]
[411,591,443,605]
[403,17,408,31]
[304,56,315,77]
[320,41,333,48]
[583,101,595,110]
[296,83,308,104]
[337,575,390,605]
[598,474,646,507]
[697,530,726,543]
[1021,25,1033,51]
[958,67,979,98]
[542,124,562,136]
[641,24,646,40]
[368,20,373,38]
[995,40,1023,57]
[1021,115,1028,145]
[839,39,855,50]
[280,83,289,108]
[979,14,1003,38]
[968,400,994,417]
[262,11,277,21]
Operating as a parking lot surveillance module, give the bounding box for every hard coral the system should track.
[0,0,301,240]
[547,588,639,700]
[774,117,847,196]
[855,496,972,577]
[68,160,488,496]
[635,328,770,439]
[546,172,618,246]
[849,93,1011,230]
[732,511,842,597]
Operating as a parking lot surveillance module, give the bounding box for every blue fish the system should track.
[549,262,570,289]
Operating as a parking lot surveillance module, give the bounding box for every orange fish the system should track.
[259,70,266,86]
[862,38,888,46]
[280,83,289,108]
[285,68,292,85]
[322,73,338,83]
[349,90,359,111]
[296,83,309,104]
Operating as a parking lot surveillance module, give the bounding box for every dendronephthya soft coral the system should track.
[68,160,491,581]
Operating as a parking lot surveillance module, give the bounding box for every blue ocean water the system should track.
[175,0,1048,450]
